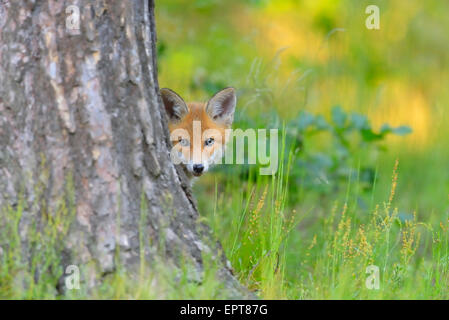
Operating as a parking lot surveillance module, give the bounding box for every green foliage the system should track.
[285,106,412,198]
[0,182,235,299]
[196,136,449,299]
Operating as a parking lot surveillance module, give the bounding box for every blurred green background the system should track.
[156,0,449,216]
[155,0,449,298]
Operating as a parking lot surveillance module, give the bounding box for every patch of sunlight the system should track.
[368,80,432,148]
[234,1,334,72]
[308,75,359,113]
[302,0,341,16]
[264,0,341,16]
[382,0,422,43]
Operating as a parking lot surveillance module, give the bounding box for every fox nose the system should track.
[193,164,204,174]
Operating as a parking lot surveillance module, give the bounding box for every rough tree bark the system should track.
[0,0,248,297]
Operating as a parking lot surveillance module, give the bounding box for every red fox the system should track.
[160,87,237,180]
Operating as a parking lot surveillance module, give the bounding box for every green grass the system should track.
[1,150,447,299]
[196,147,448,299]
[0,173,75,299]
[0,184,235,300]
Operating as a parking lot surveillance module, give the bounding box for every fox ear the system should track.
[206,87,236,126]
[160,88,188,123]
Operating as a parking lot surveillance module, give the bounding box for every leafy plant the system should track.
[285,106,412,201]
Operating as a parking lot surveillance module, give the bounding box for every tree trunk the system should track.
[0,0,247,297]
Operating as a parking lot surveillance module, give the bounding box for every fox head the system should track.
[160,87,236,178]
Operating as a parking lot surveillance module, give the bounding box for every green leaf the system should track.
[331,105,347,128]
[297,111,315,131]
[315,115,330,130]
[350,113,370,130]
[361,128,383,141]
[380,123,392,134]
[392,125,412,136]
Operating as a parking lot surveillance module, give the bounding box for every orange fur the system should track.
[169,102,229,168]
[161,87,236,179]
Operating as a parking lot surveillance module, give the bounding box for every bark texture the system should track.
[0,0,247,297]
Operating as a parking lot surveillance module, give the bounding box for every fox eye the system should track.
[205,137,214,147]
[178,138,190,147]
